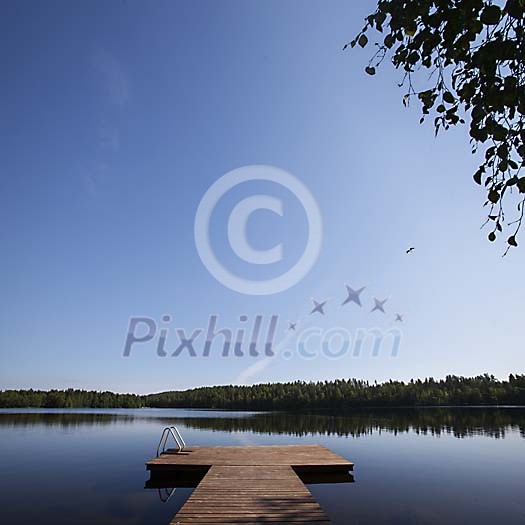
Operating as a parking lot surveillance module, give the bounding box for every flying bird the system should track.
[340,284,366,308]
[371,297,388,314]
[309,298,328,316]
[406,247,415,254]
[287,321,298,332]
[395,313,404,323]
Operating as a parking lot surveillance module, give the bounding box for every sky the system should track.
[1,0,524,394]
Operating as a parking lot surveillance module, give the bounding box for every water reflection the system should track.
[0,408,524,525]
[2,407,523,439]
[0,411,134,428]
[157,487,177,503]
[145,470,208,490]
[175,408,525,439]
[146,471,216,506]
[144,466,354,490]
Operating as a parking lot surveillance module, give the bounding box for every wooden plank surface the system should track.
[147,445,353,524]
[147,445,353,471]
[170,465,331,524]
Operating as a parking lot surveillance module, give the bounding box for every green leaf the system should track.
[365,66,376,75]
[358,34,368,48]
[481,5,502,25]
[497,144,509,159]
[517,177,525,193]
[443,92,455,104]
[492,125,508,141]
[384,34,395,48]
[488,189,500,203]
[488,231,496,242]
[407,51,419,64]
[405,22,417,37]
[508,235,518,247]
[375,11,386,26]
[473,169,483,185]
[471,105,485,123]
[485,147,496,160]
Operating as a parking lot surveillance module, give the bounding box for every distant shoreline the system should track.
[1,405,525,412]
[2,374,524,409]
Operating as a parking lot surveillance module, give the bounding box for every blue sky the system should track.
[1,0,523,394]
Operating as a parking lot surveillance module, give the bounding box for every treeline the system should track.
[1,375,525,409]
[146,374,525,410]
[0,388,143,409]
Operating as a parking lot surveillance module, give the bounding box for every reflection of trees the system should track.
[1,408,524,440]
[0,412,134,428]
[170,409,525,440]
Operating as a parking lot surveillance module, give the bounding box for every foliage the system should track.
[0,388,143,409]
[1,375,524,409]
[145,374,525,409]
[348,0,525,252]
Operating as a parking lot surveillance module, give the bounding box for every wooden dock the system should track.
[146,445,353,524]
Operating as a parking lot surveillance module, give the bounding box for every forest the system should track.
[1,374,524,409]
[0,388,143,409]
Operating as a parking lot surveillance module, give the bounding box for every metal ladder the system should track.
[156,426,186,456]
[158,487,177,503]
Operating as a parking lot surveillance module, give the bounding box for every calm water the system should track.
[0,407,524,524]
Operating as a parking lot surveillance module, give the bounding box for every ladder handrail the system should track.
[158,487,177,503]
[156,426,186,456]
[171,426,186,448]
[157,427,181,456]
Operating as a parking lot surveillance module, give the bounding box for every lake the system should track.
[0,407,524,524]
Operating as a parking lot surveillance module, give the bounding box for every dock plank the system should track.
[147,445,353,471]
[171,465,331,524]
[147,444,353,524]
